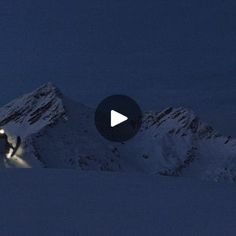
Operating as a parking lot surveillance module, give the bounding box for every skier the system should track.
[0,128,14,167]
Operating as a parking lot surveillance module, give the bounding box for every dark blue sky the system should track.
[0,0,236,134]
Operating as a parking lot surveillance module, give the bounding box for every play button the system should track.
[110,110,128,127]
[95,95,142,142]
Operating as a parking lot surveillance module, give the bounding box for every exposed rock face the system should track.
[0,83,66,168]
[0,83,65,137]
[142,107,218,139]
[122,107,236,182]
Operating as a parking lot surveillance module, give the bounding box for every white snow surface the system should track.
[0,83,236,183]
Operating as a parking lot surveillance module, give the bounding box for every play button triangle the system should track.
[110,110,128,127]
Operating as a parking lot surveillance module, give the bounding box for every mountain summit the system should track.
[0,83,65,137]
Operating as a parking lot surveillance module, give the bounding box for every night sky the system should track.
[0,0,236,134]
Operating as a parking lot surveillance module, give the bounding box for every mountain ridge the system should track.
[0,83,235,183]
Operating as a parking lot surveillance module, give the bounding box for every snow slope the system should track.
[33,96,121,171]
[0,170,236,236]
[0,83,236,183]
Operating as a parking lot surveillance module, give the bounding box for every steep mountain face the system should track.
[120,107,236,182]
[0,83,120,170]
[0,83,66,168]
[0,83,236,183]
[0,83,65,137]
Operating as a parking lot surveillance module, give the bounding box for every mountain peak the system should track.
[34,82,63,98]
[142,107,218,139]
[0,83,65,137]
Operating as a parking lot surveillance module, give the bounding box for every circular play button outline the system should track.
[95,95,143,142]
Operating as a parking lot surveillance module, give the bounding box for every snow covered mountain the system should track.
[0,83,120,170]
[121,108,236,182]
[0,83,236,183]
